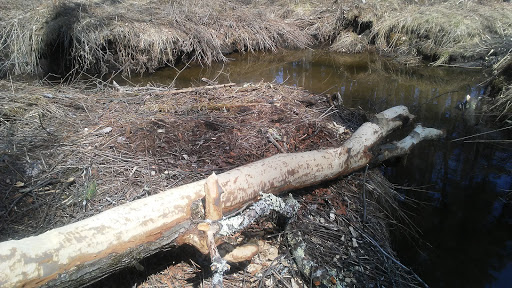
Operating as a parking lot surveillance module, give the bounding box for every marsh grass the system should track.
[483,51,512,122]
[1,0,511,77]
[1,0,319,77]
[371,0,512,65]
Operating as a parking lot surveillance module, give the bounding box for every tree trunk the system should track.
[0,106,442,287]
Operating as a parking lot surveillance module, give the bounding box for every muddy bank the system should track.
[1,0,511,78]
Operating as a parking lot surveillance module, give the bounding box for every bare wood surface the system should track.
[0,105,442,288]
[205,173,223,221]
[375,124,446,162]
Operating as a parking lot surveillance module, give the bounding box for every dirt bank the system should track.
[1,0,511,78]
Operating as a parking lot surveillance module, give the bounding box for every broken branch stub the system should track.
[375,124,446,163]
[204,173,228,288]
[0,105,442,288]
[205,172,223,221]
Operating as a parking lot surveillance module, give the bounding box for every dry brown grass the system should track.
[0,80,349,241]
[330,31,368,54]
[2,0,511,78]
[371,0,512,66]
[1,0,320,77]
[0,1,49,76]
[485,52,512,122]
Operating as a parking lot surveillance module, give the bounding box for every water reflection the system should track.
[121,50,512,287]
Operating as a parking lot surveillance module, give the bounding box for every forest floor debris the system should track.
[0,80,424,286]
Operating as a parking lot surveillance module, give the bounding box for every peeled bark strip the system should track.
[0,106,440,288]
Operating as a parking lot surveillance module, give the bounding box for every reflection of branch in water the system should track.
[171,56,195,87]
[451,125,512,142]
[212,63,225,83]
[423,90,459,104]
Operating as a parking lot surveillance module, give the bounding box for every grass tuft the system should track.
[1,0,315,77]
[371,0,512,65]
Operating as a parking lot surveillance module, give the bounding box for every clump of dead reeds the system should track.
[0,2,51,76]
[1,0,314,77]
[483,51,512,122]
[330,32,368,54]
[371,0,512,66]
[281,0,345,44]
[493,85,512,122]
[285,169,425,287]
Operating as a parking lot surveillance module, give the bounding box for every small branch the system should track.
[430,63,482,69]
[362,164,368,223]
[463,139,512,143]
[201,77,218,85]
[38,112,55,136]
[171,57,194,87]
[267,132,287,153]
[423,90,459,104]
[451,125,512,142]
[156,83,236,95]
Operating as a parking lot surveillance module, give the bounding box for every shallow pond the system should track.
[121,50,512,287]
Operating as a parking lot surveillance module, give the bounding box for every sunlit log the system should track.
[0,105,441,288]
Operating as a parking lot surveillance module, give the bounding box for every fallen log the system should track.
[0,105,443,287]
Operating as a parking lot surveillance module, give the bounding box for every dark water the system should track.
[123,50,512,287]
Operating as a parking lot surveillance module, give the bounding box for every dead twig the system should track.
[267,132,287,153]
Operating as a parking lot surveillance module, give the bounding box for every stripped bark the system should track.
[0,105,440,288]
